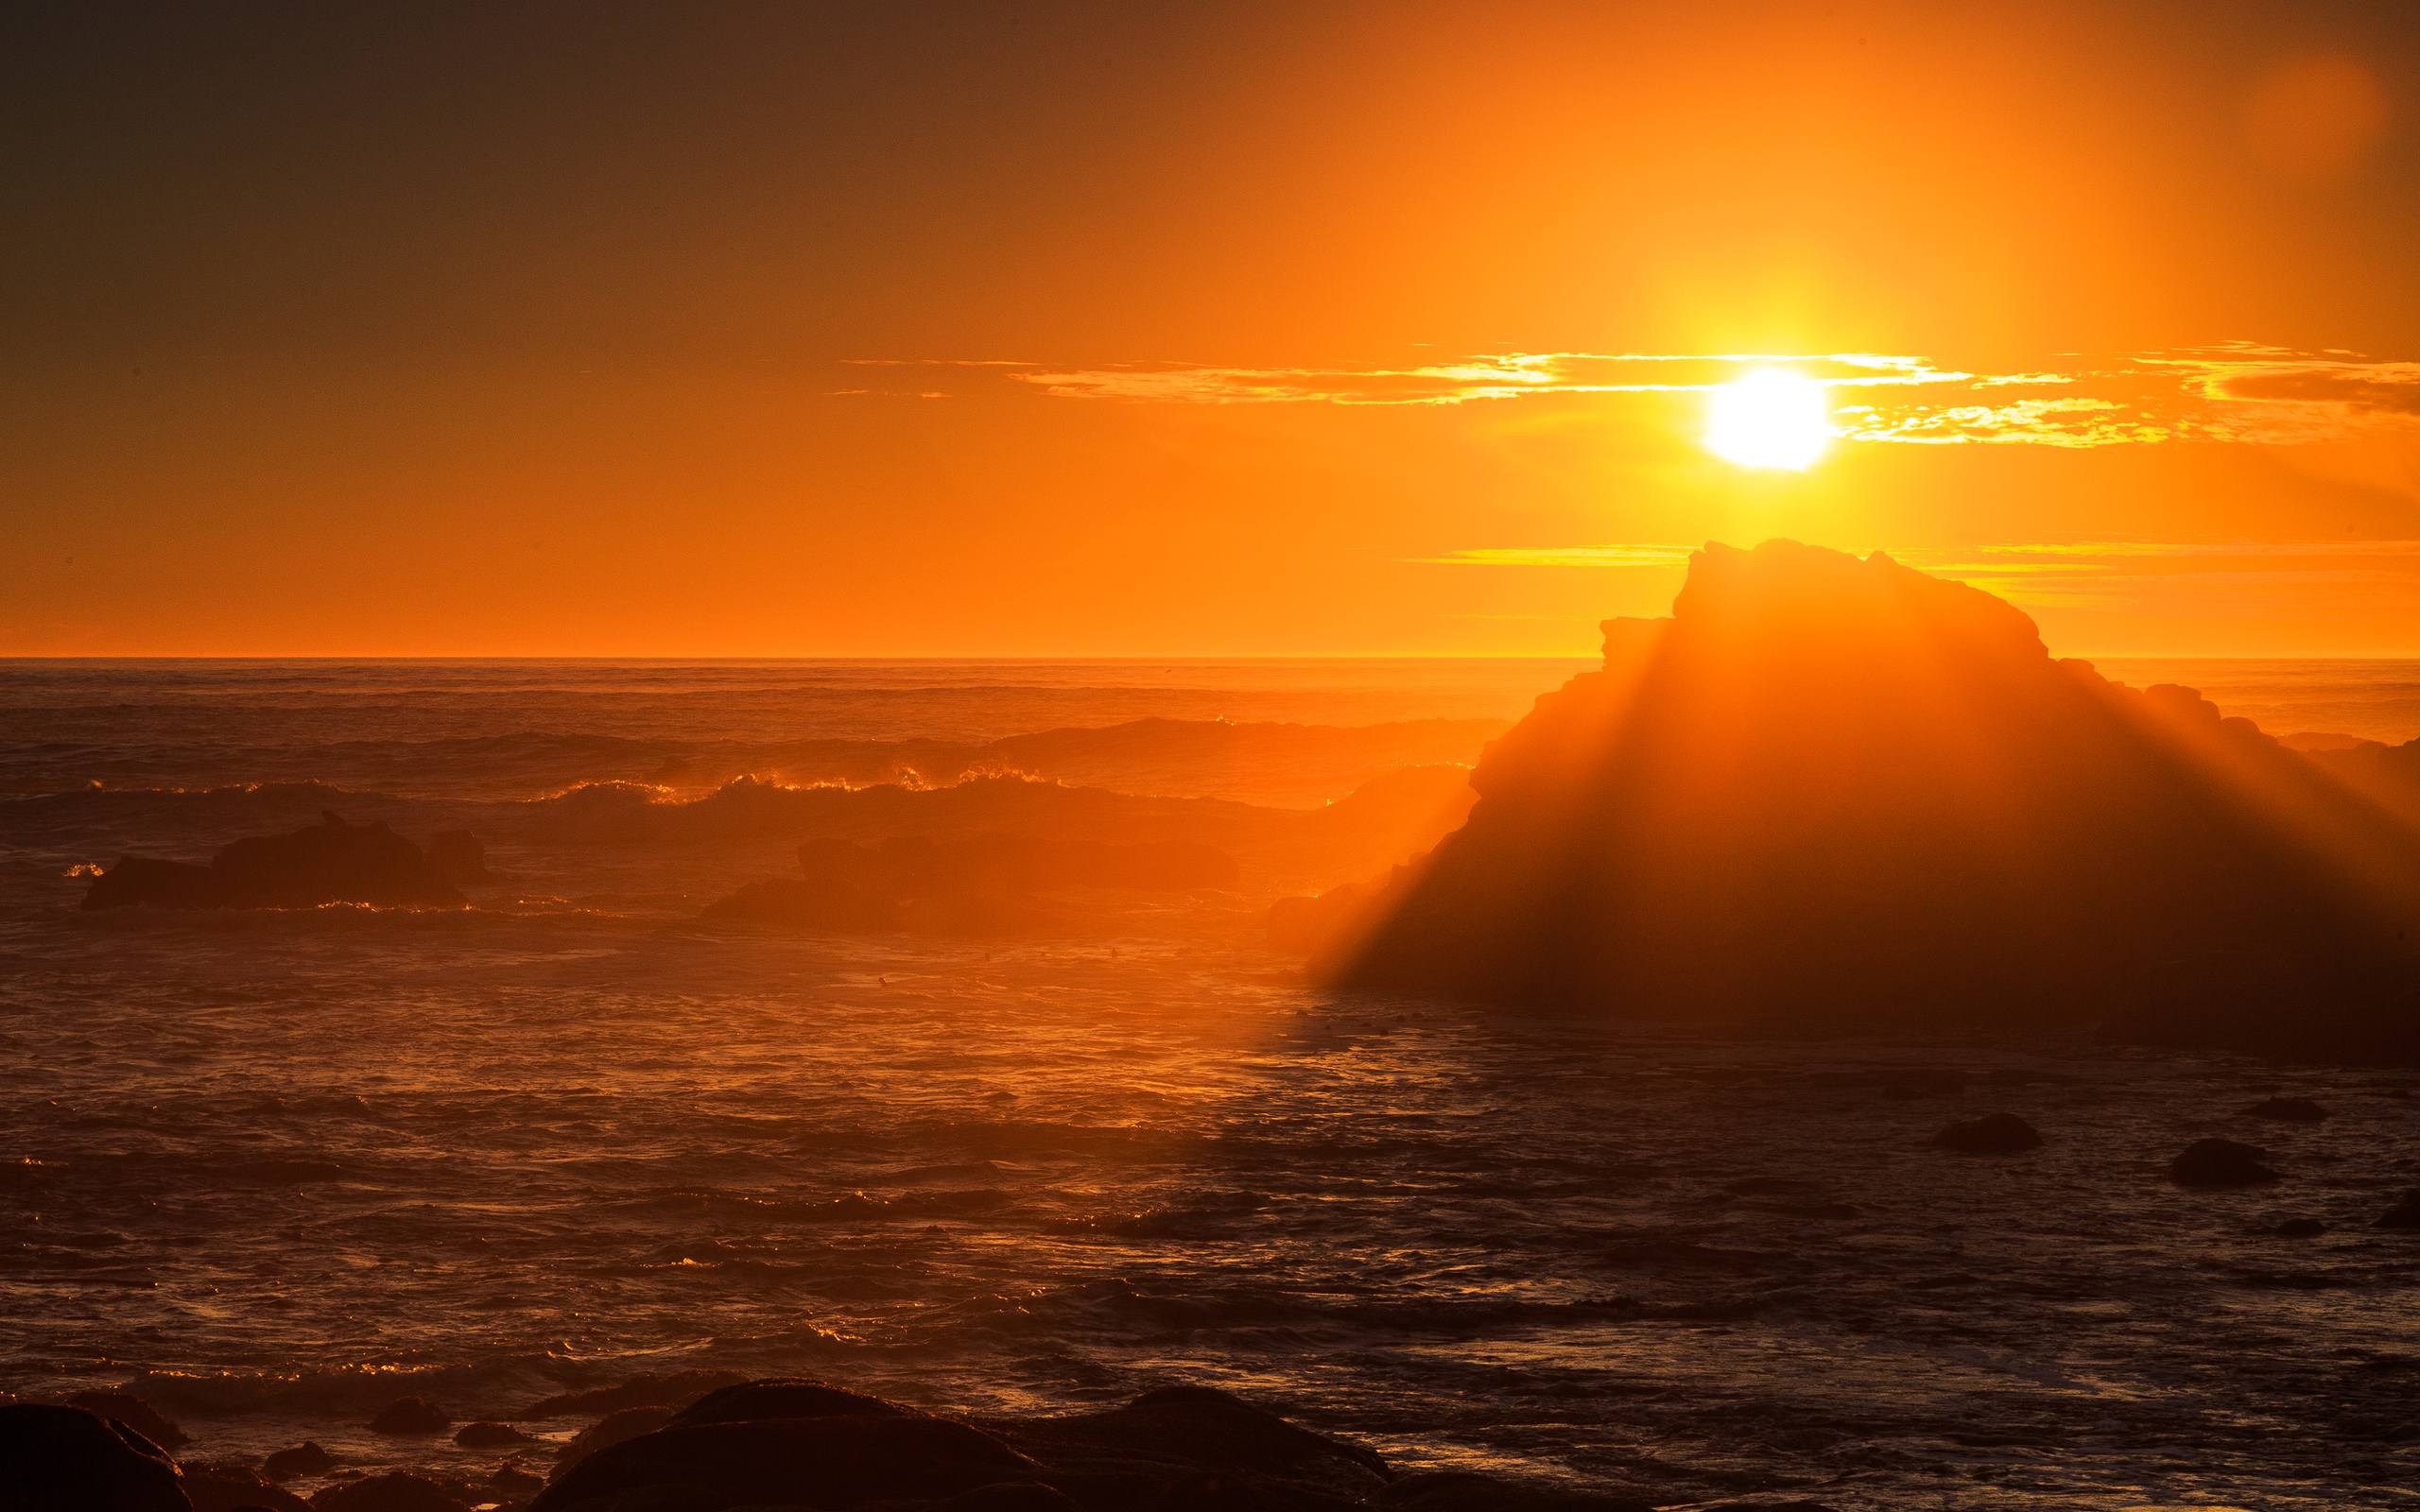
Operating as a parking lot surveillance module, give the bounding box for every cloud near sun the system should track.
[851,342,2420,448]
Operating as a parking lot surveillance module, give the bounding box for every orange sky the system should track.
[8,0,2420,656]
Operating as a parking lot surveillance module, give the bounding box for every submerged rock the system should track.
[368,1396,450,1435]
[451,1420,533,1448]
[2169,1138,2279,1189]
[0,1401,189,1511]
[84,814,465,911]
[1928,1112,2043,1155]
[2273,1217,2329,1239]
[2244,1096,2328,1122]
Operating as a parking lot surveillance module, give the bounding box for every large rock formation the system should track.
[0,1401,191,1511]
[1328,541,2420,1059]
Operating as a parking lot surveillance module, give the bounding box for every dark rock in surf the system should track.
[1928,1112,2042,1155]
[2169,1138,2278,1188]
[423,830,490,884]
[529,1393,1035,1512]
[451,1420,533,1448]
[263,1442,337,1481]
[84,814,464,912]
[308,1471,474,1512]
[0,1402,189,1511]
[367,1396,450,1435]
[2243,1096,2327,1123]
[2273,1217,2328,1238]
[2374,1190,2420,1229]
[182,1459,307,1512]
[60,1390,186,1450]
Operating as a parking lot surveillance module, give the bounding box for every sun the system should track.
[1703,368,1832,470]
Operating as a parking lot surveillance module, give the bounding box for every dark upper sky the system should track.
[9,1,2420,654]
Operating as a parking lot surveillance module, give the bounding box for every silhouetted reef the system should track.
[0,1381,1668,1512]
[1317,541,2420,1061]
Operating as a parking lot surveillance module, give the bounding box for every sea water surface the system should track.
[3,659,2418,1510]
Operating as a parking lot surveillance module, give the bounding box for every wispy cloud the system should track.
[1417,539,2420,609]
[845,341,2420,448]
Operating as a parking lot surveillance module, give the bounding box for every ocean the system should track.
[3,658,2417,1510]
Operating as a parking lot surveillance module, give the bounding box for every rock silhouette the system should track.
[262,1441,336,1481]
[83,814,465,911]
[0,1401,189,1511]
[1325,541,2420,1060]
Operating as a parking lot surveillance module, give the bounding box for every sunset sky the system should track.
[9,0,2420,656]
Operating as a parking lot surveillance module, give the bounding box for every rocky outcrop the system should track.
[1323,541,2420,1061]
[0,1401,190,1511]
[83,814,466,911]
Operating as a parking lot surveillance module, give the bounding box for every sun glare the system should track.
[1704,369,1832,471]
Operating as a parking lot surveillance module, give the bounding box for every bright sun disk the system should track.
[1704,368,1832,471]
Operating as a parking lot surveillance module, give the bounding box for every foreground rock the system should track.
[2169,1138,2279,1188]
[83,813,466,911]
[1929,1112,2042,1155]
[1319,541,2420,1061]
[0,1401,189,1511]
[530,1377,1641,1511]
